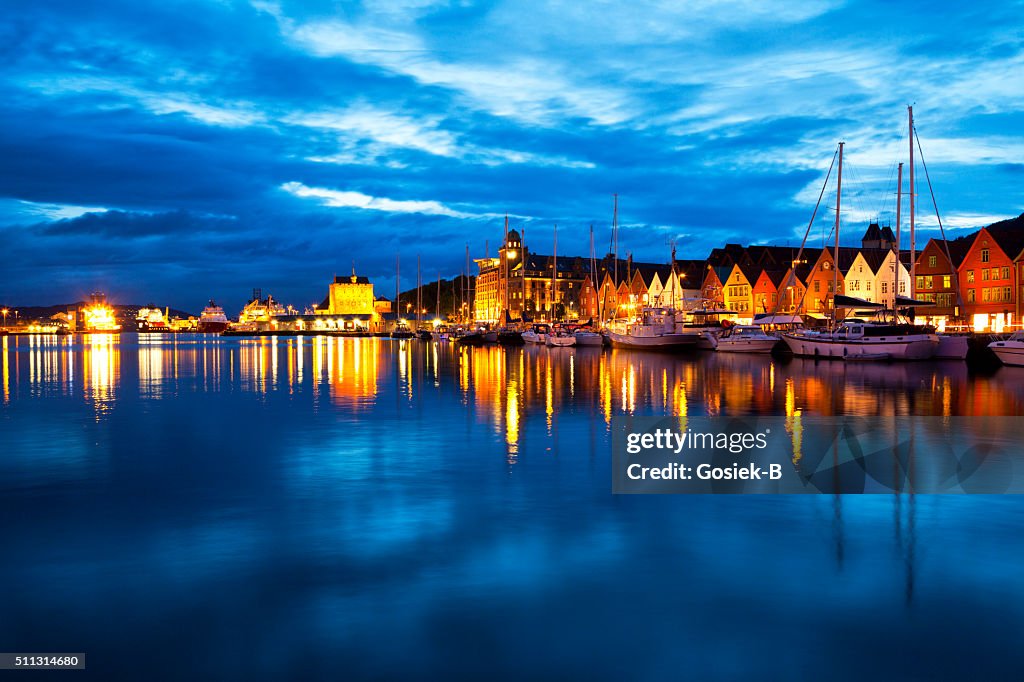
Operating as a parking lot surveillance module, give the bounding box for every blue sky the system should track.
[1,0,1022,312]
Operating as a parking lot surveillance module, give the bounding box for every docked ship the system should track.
[229,291,287,333]
[198,300,229,334]
[989,332,1024,367]
[713,325,780,354]
[607,307,699,351]
[136,306,170,333]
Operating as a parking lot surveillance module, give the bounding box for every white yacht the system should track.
[989,331,1024,367]
[681,307,738,350]
[713,325,779,354]
[607,308,700,351]
[546,330,576,347]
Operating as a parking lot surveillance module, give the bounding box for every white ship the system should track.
[989,331,1024,367]
[607,308,699,351]
[713,325,779,354]
[782,319,938,360]
[198,300,229,333]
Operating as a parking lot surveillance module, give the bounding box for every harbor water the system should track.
[2,333,1022,680]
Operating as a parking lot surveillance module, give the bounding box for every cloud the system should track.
[280,181,499,219]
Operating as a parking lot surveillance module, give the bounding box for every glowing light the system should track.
[83,304,120,332]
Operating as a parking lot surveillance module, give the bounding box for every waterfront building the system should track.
[752,269,787,317]
[957,215,1024,332]
[722,263,758,321]
[911,235,973,327]
[307,271,381,332]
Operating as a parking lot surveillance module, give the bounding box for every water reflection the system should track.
[2,334,1022,430]
[2,333,1024,680]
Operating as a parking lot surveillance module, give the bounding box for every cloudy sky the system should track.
[2,0,1021,312]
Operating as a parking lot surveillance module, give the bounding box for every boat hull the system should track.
[497,331,524,346]
[546,336,576,347]
[989,341,1024,367]
[607,331,698,351]
[198,322,228,334]
[573,332,603,346]
[935,334,969,360]
[715,338,779,354]
[781,333,938,360]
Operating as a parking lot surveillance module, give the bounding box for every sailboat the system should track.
[781,141,939,361]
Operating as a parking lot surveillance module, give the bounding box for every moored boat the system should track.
[573,330,603,346]
[989,331,1024,367]
[546,329,576,347]
[198,300,229,334]
[607,308,699,351]
[782,320,939,360]
[713,325,780,353]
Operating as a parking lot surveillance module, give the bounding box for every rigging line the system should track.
[915,126,964,313]
[772,145,839,316]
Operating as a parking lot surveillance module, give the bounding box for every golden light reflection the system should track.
[506,380,520,461]
[785,378,803,465]
[82,333,119,416]
[2,335,8,404]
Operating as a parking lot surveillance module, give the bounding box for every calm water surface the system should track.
[2,333,1023,680]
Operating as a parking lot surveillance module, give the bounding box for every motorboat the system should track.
[607,308,699,351]
[713,325,780,353]
[989,331,1024,367]
[521,324,549,344]
[546,330,576,347]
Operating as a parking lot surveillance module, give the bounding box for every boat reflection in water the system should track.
[2,333,1023,680]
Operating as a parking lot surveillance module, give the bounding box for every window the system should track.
[814,280,820,292]
[943,275,951,289]
[967,270,975,283]
[982,249,990,263]
[982,269,990,281]
[899,282,906,294]
[929,255,937,267]
[992,268,1000,280]
[967,288,975,303]
[882,282,889,294]
[983,288,990,302]
[1005,287,1012,302]
[866,281,871,291]
[823,261,831,270]
[916,276,926,290]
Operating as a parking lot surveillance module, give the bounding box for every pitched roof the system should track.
[984,213,1024,261]
[857,249,890,274]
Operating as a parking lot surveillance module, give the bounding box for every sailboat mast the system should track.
[436,273,441,320]
[395,253,400,324]
[613,194,619,318]
[417,255,422,329]
[909,105,916,299]
[465,243,471,324]
[833,141,844,327]
[590,224,597,321]
[552,224,558,321]
[503,214,509,323]
[895,162,903,319]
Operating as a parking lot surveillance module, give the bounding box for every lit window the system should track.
[943,275,951,289]
[981,249,990,263]
[928,255,937,267]
[967,270,975,282]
